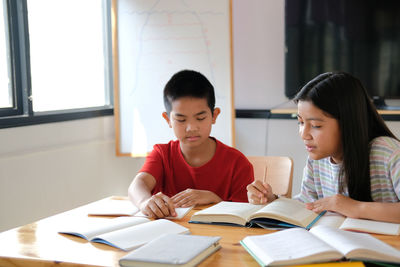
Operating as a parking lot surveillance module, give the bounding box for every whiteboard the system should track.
[113,0,234,156]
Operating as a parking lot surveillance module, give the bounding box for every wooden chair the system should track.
[247,156,294,198]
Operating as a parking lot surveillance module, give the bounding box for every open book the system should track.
[190,197,323,229]
[88,198,193,219]
[313,212,400,235]
[240,225,400,266]
[119,234,221,267]
[58,216,190,251]
[190,198,400,234]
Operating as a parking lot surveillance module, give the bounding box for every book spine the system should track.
[240,240,266,267]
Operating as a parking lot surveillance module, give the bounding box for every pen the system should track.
[263,164,267,184]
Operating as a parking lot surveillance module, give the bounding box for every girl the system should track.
[247,72,400,223]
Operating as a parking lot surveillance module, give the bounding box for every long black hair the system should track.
[294,71,397,201]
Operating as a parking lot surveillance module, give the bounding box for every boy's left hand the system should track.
[306,194,361,218]
[171,189,222,207]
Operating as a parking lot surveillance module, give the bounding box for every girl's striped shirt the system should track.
[295,136,400,203]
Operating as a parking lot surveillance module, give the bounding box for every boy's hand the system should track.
[305,194,361,217]
[172,189,222,207]
[246,180,276,204]
[139,192,177,218]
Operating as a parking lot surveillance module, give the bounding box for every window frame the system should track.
[0,0,113,129]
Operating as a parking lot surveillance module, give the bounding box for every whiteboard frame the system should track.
[112,0,235,157]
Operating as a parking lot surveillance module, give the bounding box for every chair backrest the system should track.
[247,156,294,198]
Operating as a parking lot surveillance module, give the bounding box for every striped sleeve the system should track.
[369,136,400,202]
[294,158,319,203]
[389,150,400,199]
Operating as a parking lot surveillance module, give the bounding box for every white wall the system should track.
[233,0,308,195]
[232,0,400,197]
[1,0,400,232]
[0,117,144,232]
[233,0,287,109]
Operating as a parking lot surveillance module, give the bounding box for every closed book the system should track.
[119,234,221,267]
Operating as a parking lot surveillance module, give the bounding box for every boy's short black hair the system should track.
[163,70,215,114]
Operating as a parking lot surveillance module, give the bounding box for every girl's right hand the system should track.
[246,180,277,204]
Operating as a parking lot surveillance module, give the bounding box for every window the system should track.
[0,0,113,128]
[0,0,11,109]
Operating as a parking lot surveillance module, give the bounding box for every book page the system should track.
[58,216,150,240]
[87,198,193,220]
[191,202,263,225]
[88,199,139,216]
[312,212,346,229]
[249,197,319,228]
[134,206,193,220]
[339,218,400,235]
[91,219,190,251]
[241,228,342,266]
[310,225,400,262]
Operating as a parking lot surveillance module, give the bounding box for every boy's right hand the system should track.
[246,180,277,204]
[139,192,177,218]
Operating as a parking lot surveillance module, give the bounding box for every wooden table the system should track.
[0,196,398,267]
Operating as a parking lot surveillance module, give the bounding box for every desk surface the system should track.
[0,197,398,267]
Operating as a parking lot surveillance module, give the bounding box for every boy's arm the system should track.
[128,172,176,218]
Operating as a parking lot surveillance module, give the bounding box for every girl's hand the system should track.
[306,194,361,217]
[246,180,277,204]
[171,189,222,208]
[140,192,177,218]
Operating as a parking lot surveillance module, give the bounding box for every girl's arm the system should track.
[306,194,400,223]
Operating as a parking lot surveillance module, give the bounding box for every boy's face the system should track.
[162,97,220,149]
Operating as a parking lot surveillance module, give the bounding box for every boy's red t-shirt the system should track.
[139,138,254,202]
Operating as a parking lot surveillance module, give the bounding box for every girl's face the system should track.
[297,100,343,163]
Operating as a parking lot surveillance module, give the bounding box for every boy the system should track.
[128,70,254,218]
